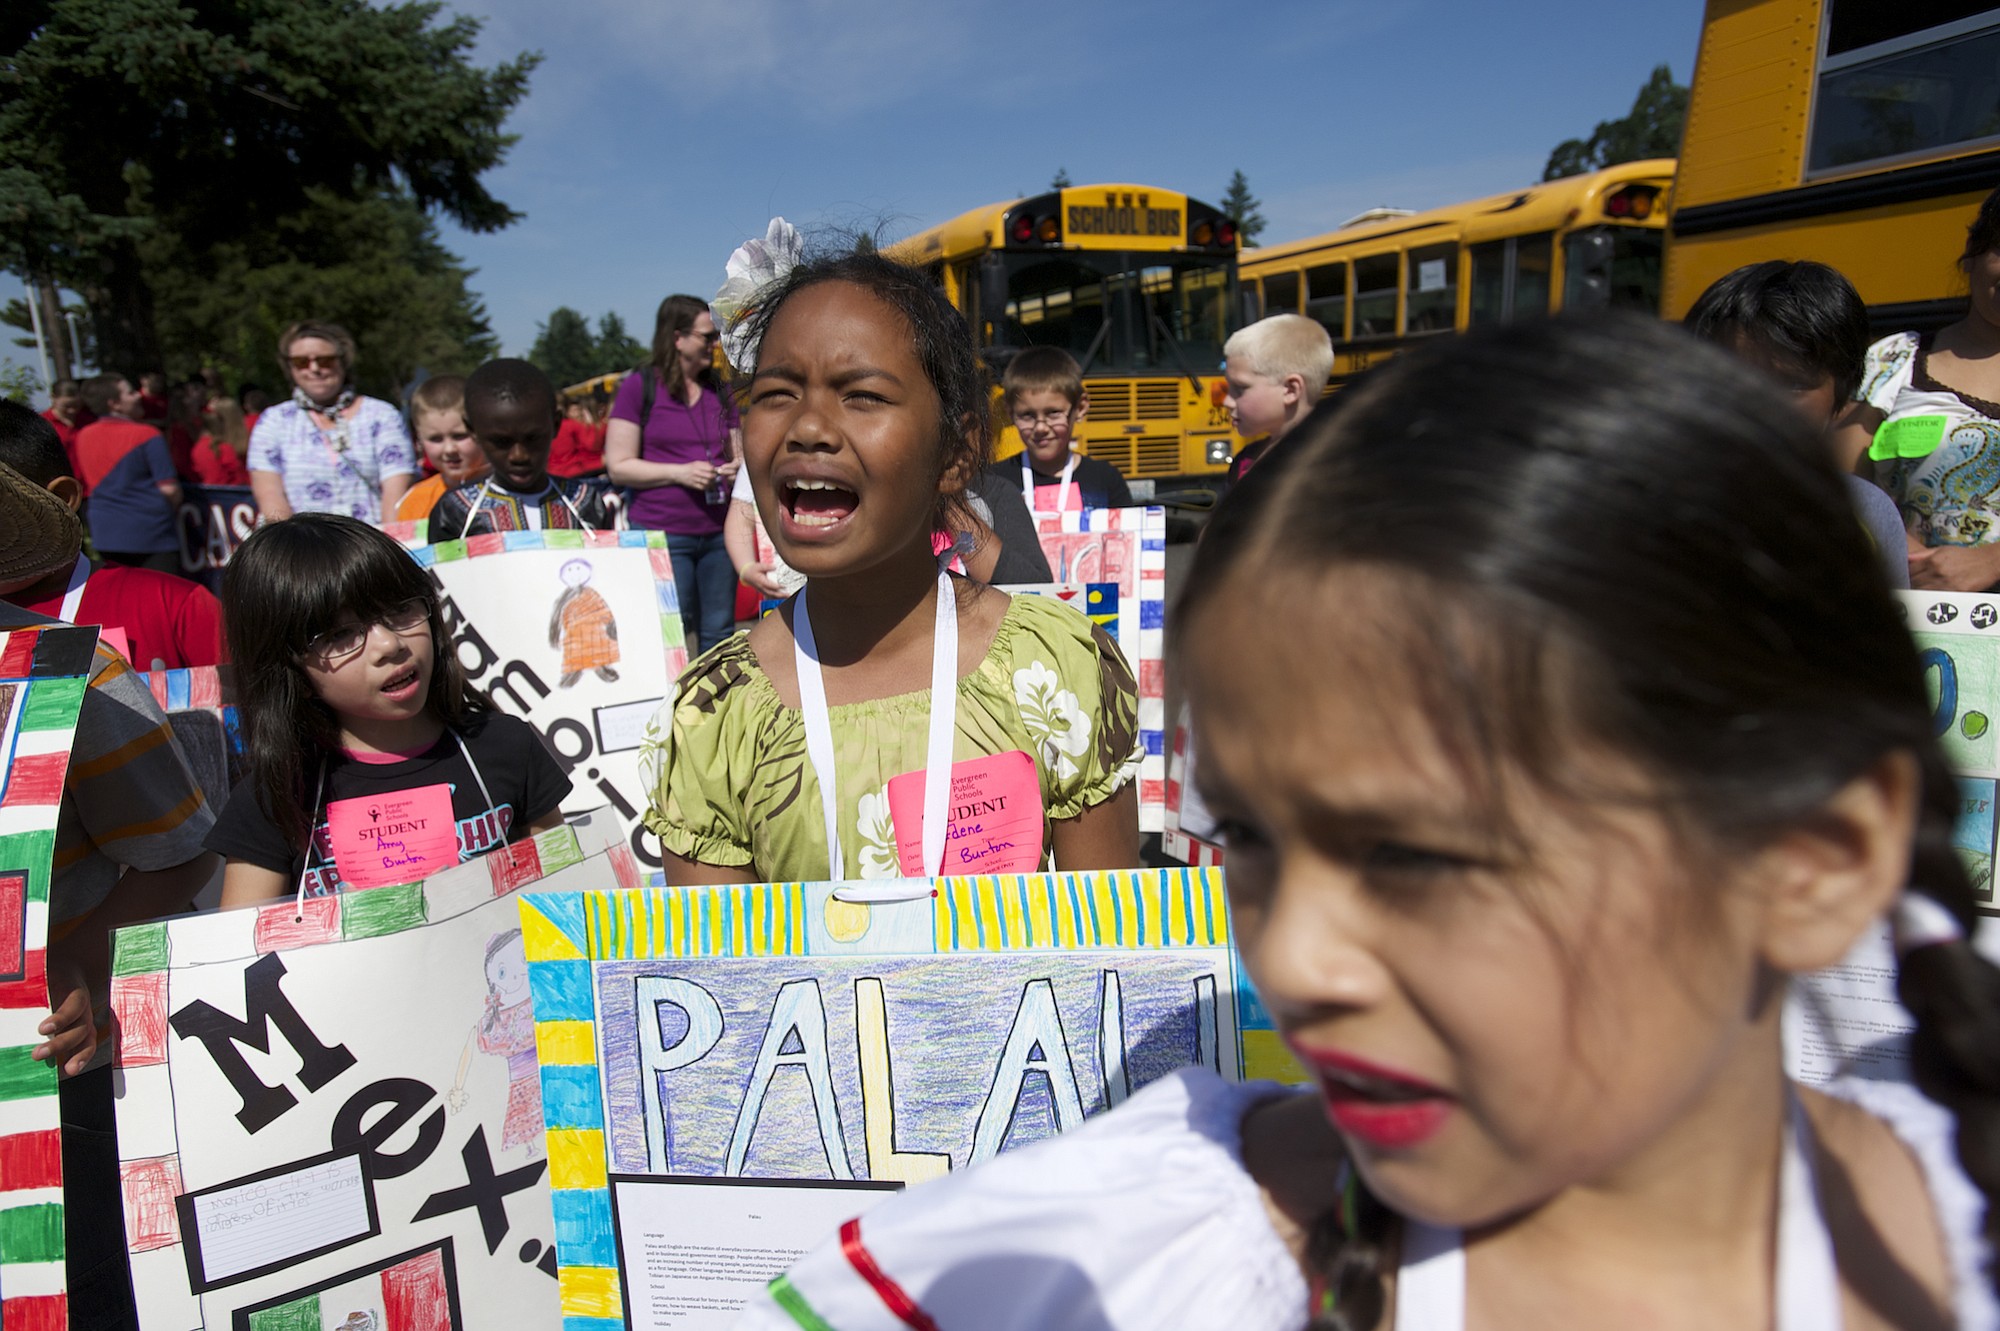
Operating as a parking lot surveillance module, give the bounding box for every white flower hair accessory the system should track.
[714,216,804,373]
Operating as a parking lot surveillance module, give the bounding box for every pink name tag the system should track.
[325,783,459,889]
[887,750,1044,876]
[99,625,131,661]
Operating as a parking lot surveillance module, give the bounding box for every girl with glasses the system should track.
[207,514,571,907]
[246,319,417,524]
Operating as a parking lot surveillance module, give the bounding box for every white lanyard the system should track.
[1022,454,1077,514]
[461,481,586,538]
[293,730,496,918]
[57,554,90,622]
[1392,1093,1840,1330]
[793,570,957,880]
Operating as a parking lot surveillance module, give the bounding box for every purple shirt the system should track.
[609,369,737,534]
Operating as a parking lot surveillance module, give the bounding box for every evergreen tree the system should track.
[594,312,645,373]
[1051,168,1072,190]
[0,0,535,373]
[139,187,497,396]
[1543,65,1688,181]
[529,308,602,390]
[1221,170,1267,243]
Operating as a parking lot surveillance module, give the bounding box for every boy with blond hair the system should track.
[1222,313,1333,483]
[985,346,1132,513]
[396,375,489,521]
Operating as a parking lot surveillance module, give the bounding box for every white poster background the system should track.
[431,545,677,871]
[118,825,629,1329]
[610,1177,899,1330]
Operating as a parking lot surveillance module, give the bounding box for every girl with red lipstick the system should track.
[739,316,2000,1331]
[207,515,571,907]
[645,251,1142,885]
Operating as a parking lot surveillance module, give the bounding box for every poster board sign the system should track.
[1030,507,1167,830]
[175,484,259,590]
[1782,588,2000,1087]
[520,868,1296,1328]
[0,623,98,1331]
[109,813,638,1331]
[1161,712,1224,868]
[414,533,688,876]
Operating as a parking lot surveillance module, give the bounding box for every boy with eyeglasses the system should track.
[985,347,1132,514]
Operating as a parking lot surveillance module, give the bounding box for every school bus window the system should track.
[1564,228,1663,313]
[1263,269,1302,316]
[1809,10,2000,173]
[1305,262,1348,341]
[1137,263,1232,369]
[1405,243,1457,334]
[1003,257,1110,360]
[1473,233,1555,327]
[1352,253,1399,339]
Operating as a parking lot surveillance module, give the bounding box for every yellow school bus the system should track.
[886,183,1244,485]
[1241,160,1675,388]
[1664,1,2000,330]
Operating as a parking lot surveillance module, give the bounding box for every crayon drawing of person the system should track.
[445,927,544,1158]
[550,557,620,688]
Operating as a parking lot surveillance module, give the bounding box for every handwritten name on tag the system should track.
[325,782,458,888]
[888,750,1044,875]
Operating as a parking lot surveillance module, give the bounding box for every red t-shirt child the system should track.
[549,416,606,478]
[9,565,227,670]
[41,407,94,475]
[186,434,250,486]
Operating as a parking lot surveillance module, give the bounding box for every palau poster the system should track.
[0,624,98,1331]
[413,533,689,876]
[1785,588,2000,1086]
[1028,507,1168,832]
[521,867,1299,1330]
[109,813,640,1331]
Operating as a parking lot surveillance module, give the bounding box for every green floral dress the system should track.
[643,593,1141,881]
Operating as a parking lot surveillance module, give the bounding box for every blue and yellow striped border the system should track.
[518,868,1238,1330]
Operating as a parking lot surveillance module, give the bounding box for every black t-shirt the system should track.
[967,472,1055,585]
[206,711,572,897]
[986,456,1134,512]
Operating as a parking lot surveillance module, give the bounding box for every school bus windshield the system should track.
[996,251,1236,376]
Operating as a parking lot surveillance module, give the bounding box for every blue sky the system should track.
[10,1,1703,386]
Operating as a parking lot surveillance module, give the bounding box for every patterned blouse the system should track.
[643,591,1141,881]
[1861,331,2000,546]
[246,396,415,522]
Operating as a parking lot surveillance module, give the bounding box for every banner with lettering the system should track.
[415,533,688,877]
[521,868,1295,1329]
[174,484,260,590]
[0,624,97,1331]
[1031,507,1167,830]
[109,813,637,1331]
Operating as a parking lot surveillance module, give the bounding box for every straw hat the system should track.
[0,461,82,585]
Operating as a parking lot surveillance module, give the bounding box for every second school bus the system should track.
[887,183,1245,485]
[1242,160,1675,387]
[1665,1,2000,332]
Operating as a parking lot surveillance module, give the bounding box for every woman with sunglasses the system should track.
[246,320,417,524]
[208,514,571,908]
[605,295,742,654]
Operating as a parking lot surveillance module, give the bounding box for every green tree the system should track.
[1051,168,1072,190]
[594,312,645,374]
[141,186,497,396]
[529,307,602,390]
[1543,65,1688,181]
[0,0,536,376]
[1221,170,1266,243]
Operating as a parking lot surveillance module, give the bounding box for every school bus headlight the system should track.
[1011,215,1035,243]
[1206,438,1234,465]
[1217,220,1237,247]
[1036,216,1060,242]
[1192,221,1215,246]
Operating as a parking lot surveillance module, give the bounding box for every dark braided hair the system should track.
[734,251,992,534]
[1177,313,2000,1323]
